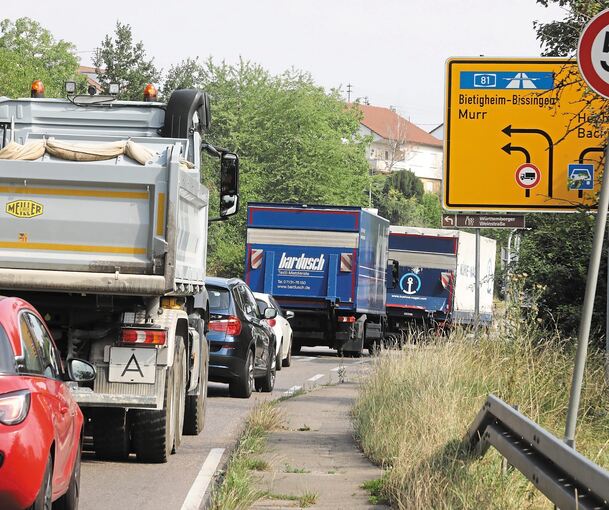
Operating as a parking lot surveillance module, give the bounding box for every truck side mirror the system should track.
[220,152,239,218]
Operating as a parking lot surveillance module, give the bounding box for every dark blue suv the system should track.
[205,277,277,398]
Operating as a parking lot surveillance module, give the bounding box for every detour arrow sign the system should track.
[444,58,604,212]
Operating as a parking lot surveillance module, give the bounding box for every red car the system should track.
[0,297,96,510]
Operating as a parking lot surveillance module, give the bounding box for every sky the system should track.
[2,0,565,129]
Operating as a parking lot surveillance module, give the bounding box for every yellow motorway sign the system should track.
[444,58,604,211]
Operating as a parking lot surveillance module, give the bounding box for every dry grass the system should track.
[352,319,609,509]
[211,401,284,510]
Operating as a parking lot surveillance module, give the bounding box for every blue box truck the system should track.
[245,203,389,356]
[386,226,496,339]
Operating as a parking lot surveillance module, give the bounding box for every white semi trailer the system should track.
[0,83,239,462]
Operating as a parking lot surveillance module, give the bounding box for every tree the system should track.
[93,21,160,100]
[168,58,370,276]
[0,18,80,98]
[162,57,207,98]
[383,170,424,200]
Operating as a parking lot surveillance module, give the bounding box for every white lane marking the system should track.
[293,356,315,361]
[283,385,302,397]
[180,448,225,510]
[330,366,340,372]
[307,373,324,383]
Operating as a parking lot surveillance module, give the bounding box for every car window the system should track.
[256,299,268,316]
[243,287,261,318]
[0,325,15,374]
[208,286,231,314]
[236,286,258,319]
[18,314,43,375]
[25,312,61,379]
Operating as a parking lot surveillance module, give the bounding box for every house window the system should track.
[385,150,389,160]
[370,148,375,158]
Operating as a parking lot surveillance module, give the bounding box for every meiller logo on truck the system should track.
[278,252,325,271]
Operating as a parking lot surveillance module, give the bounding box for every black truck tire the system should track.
[132,356,176,463]
[93,408,130,461]
[229,348,254,398]
[184,322,208,435]
[183,314,209,436]
[172,338,186,453]
[291,340,301,355]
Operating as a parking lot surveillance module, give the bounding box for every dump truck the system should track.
[385,226,496,341]
[0,83,239,462]
[244,203,389,356]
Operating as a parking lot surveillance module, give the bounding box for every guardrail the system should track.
[464,394,609,510]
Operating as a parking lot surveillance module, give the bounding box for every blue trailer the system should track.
[245,203,389,355]
[386,226,496,338]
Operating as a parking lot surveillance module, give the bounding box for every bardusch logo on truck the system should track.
[278,252,325,271]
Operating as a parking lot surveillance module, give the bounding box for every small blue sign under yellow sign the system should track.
[568,164,594,190]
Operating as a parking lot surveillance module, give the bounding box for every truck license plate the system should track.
[108,347,157,384]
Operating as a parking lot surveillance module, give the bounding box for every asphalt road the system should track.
[79,347,370,510]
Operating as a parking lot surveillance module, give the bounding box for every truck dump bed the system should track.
[0,98,208,296]
[245,203,388,314]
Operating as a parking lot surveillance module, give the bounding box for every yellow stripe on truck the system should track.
[156,192,165,236]
[0,186,149,200]
[0,241,146,255]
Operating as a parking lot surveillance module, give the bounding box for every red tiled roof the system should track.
[356,104,443,147]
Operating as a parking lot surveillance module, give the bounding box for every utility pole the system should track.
[347,83,352,103]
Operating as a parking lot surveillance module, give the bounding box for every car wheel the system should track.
[275,339,283,371]
[93,408,130,461]
[229,348,254,398]
[255,341,276,393]
[54,441,81,510]
[282,336,292,367]
[132,354,176,463]
[30,454,52,510]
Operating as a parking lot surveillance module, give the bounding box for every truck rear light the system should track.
[337,316,356,323]
[121,328,167,345]
[265,319,277,327]
[0,390,30,426]
[209,316,242,336]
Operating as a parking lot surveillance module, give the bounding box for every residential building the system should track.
[357,104,443,194]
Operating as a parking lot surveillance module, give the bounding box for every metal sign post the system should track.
[565,8,609,447]
[475,228,480,326]
[564,145,609,447]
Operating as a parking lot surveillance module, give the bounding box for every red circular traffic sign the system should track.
[578,9,609,99]
[515,163,541,189]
